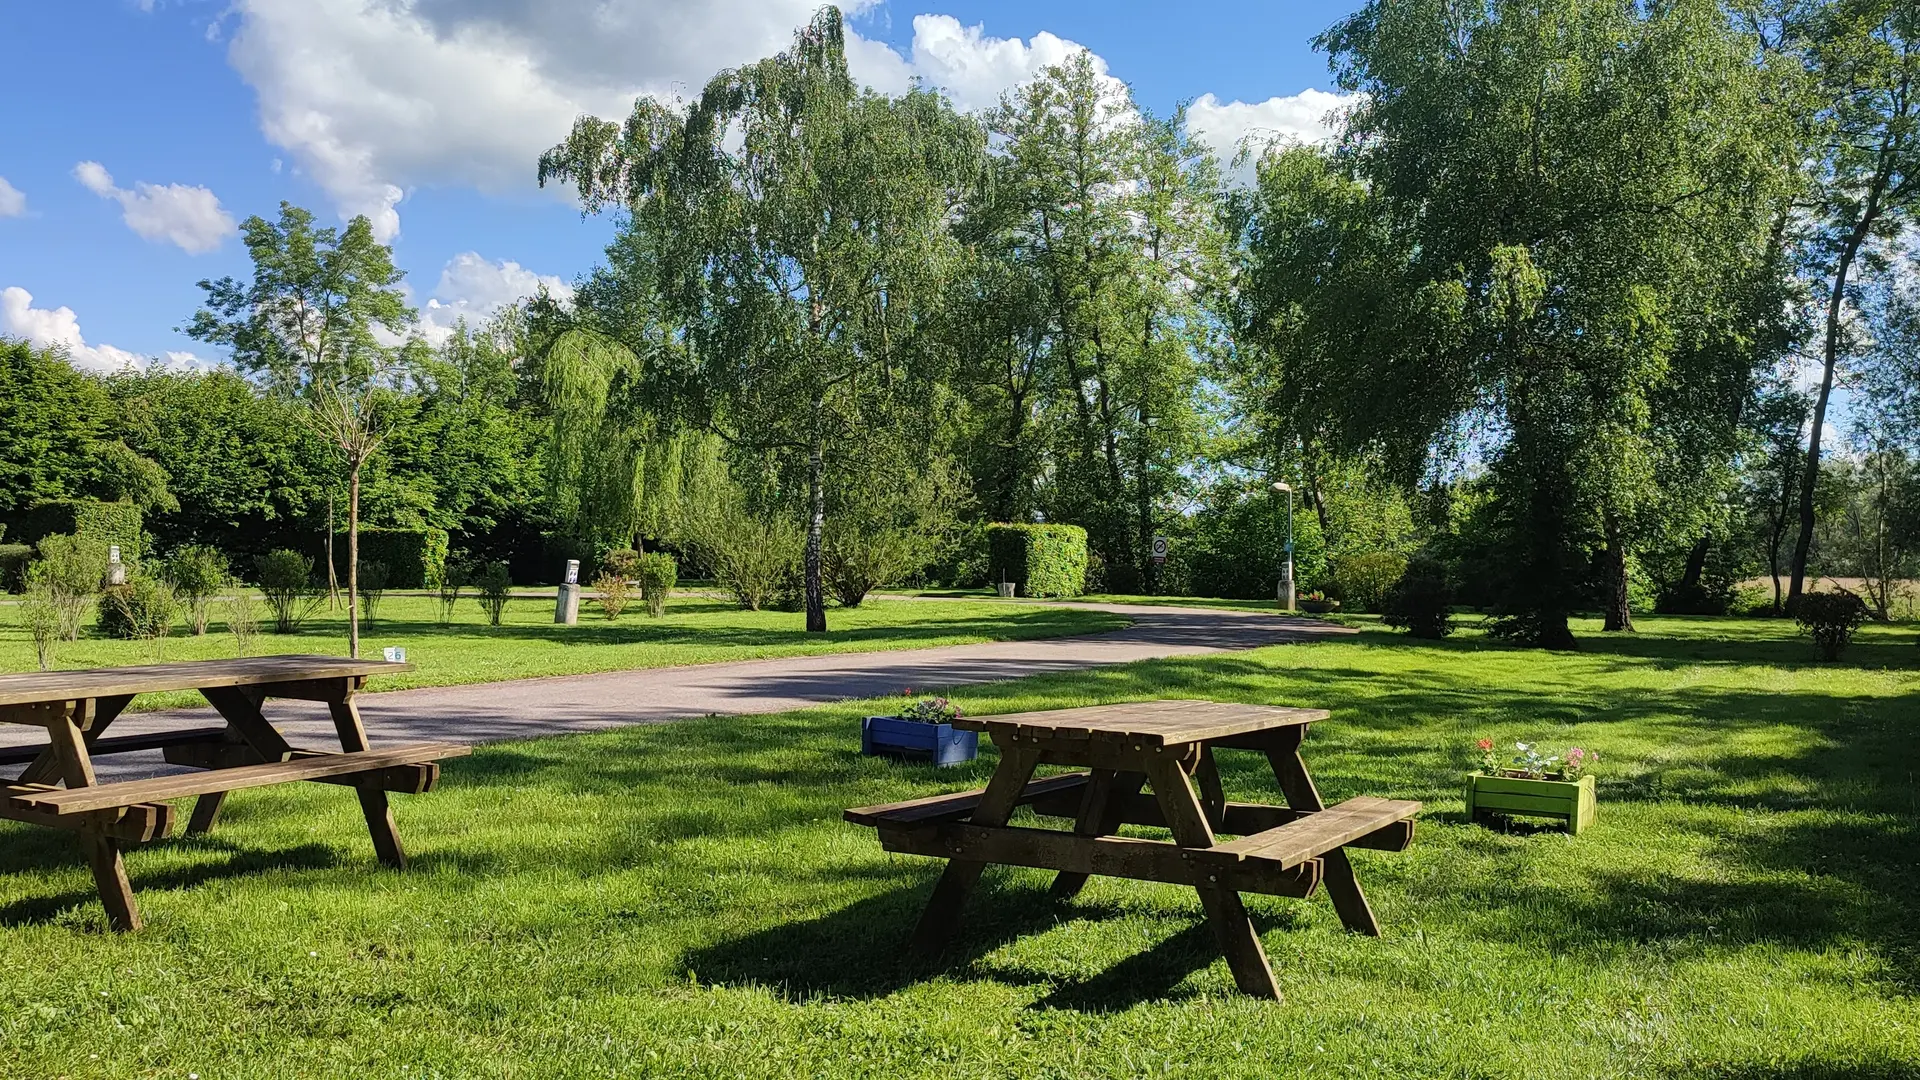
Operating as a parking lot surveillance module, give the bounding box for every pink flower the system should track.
[1476,738,1494,752]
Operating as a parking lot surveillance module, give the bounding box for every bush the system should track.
[594,571,632,620]
[255,550,320,633]
[824,522,931,607]
[599,548,642,581]
[29,534,109,641]
[1328,551,1408,613]
[986,524,1088,598]
[1793,591,1867,661]
[437,561,468,625]
[224,587,260,657]
[1382,554,1455,639]
[21,580,61,670]
[474,562,512,626]
[97,573,178,652]
[637,552,677,617]
[0,543,32,592]
[6,499,144,561]
[694,511,802,611]
[331,527,449,589]
[162,544,229,635]
[357,559,390,625]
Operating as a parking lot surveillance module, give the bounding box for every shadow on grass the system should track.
[0,838,339,928]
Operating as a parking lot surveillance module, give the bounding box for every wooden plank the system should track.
[0,656,411,708]
[0,725,232,767]
[9,743,471,814]
[955,700,1327,748]
[161,743,441,795]
[0,786,175,843]
[330,699,407,868]
[1256,742,1385,936]
[200,686,295,762]
[907,746,1041,958]
[84,834,141,932]
[1023,789,1417,853]
[878,823,1321,898]
[1049,768,1147,900]
[843,771,1092,827]
[1201,797,1422,869]
[1145,754,1281,1000]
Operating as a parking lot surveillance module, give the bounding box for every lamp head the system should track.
[1271,481,1292,494]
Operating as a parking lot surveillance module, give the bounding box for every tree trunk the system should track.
[347,463,361,660]
[1790,192,1884,602]
[804,438,826,634]
[1601,521,1634,633]
[1677,537,1709,598]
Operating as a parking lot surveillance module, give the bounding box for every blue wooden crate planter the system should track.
[862,716,978,767]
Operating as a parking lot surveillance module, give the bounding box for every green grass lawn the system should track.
[0,595,1127,711]
[2,616,1917,1077]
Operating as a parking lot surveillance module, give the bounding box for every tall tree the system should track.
[185,202,417,659]
[540,8,983,630]
[1785,0,1919,602]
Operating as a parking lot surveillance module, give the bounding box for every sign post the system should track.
[555,559,581,625]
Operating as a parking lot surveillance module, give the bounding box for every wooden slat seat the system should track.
[844,771,1092,828]
[1197,796,1420,870]
[0,726,230,768]
[8,742,471,815]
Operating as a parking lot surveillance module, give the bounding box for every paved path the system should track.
[1,603,1351,775]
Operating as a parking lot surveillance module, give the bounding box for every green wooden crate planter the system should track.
[1465,772,1595,834]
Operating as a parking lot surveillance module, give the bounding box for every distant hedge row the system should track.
[329,527,450,589]
[986,523,1088,598]
[5,499,145,560]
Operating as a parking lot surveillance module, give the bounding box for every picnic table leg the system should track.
[1049,768,1147,900]
[908,745,1040,958]
[43,702,142,932]
[185,794,227,836]
[328,698,408,869]
[1260,728,1381,936]
[1194,746,1228,832]
[16,694,133,787]
[1145,754,1280,1001]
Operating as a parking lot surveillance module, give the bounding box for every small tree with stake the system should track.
[186,202,417,659]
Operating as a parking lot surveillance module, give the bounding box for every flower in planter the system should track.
[898,697,962,725]
[1476,737,1500,774]
[1471,738,1597,779]
[1564,746,1598,778]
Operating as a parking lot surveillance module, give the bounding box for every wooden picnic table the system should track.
[0,655,470,931]
[845,699,1420,1000]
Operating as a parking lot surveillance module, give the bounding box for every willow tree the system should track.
[540,9,983,631]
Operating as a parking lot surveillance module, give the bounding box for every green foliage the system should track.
[691,504,802,612]
[97,573,178,650]
[1326,551,1407,614]
[254,550,319,634]
[1181,485,1327,601]
[357,559,390,625]
[636,552,678,618]
[0,337,116,515]
[29,534,109,642]
[986,524,1088,598]
[0,543,31,593]
[20,578,61,670]
[1382,554,1455,639]
[1793,591,1868,661]
[599,548,641,580]
[7,499,144,561]
[223,588,260,658]
[332,527,449,590]
[592,571,632,620]
[436,561,468,626]
[161,544,229,635]
[474,562,513,626]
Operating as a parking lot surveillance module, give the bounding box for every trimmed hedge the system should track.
[5,500,144,561]
[0,544,31,593]
[331,528,449,589]
[986,523,1088,598]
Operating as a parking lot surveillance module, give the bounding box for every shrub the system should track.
[1793,591,1867,661]
[436,561,468,626]
[637,552,678,617]
[824,522,931,607]
[30,534,109,641]
[694,511,802,611]
[599,548,642,581]
[331,527,449,589]
[986,524,1088,598]
[21,580,60,670]
[1382,554,1455,639]
[224,585,260,657]
[594,571,632,620]
[1328,551,1408,613]
[255,550,320,634]
[0,543,32,593]
[98,573,178,655]
[6,499,144,561]
[357,559,390,625]
[162,544,228,635]
[474,562,512,626]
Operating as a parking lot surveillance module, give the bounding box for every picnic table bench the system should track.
[845,699,1419,1000]
[0,656,470,931]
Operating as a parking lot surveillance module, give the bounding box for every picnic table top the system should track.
[953,699,1328,747]
[0,655,413,708]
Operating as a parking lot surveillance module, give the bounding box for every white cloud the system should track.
[1185,90,1356,185]
[72,161,238,253]
[415,252,573,345]
[220,2,1131,239]
[0,177,24,218]
[1,286,148,373]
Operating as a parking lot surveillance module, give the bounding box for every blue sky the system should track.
[0,0,1362,370]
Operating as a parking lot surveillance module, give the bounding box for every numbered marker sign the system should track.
[1150,536,1169,563]
[382,646,407,663]
[564,559,580,585]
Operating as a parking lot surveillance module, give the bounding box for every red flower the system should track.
[1476,738,1494,751]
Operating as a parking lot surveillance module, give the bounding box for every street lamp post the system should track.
[1272,481,1295,611]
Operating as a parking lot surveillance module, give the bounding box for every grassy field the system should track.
[1,615,1916,1077]
[0,595,1126,711]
